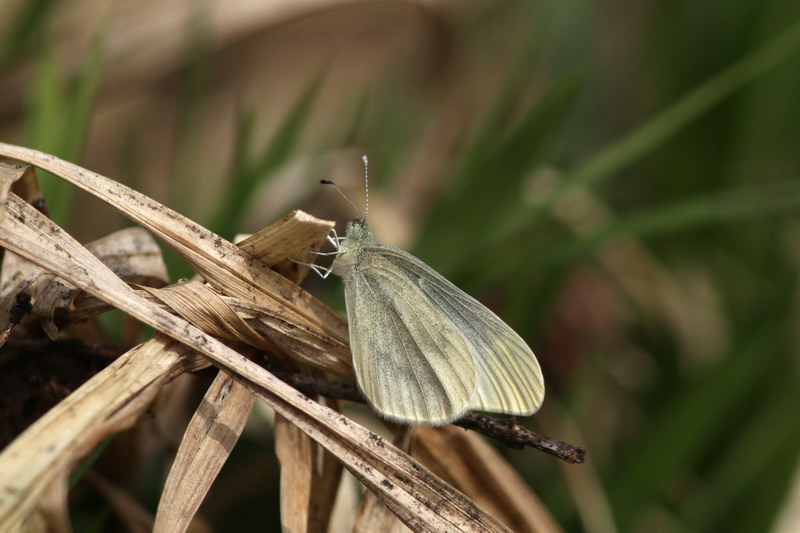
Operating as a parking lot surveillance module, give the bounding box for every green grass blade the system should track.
[414,73,583,273]
[0,0,62,66]
[22,36,104,224]
[64,33,105,163]
[503,16,800,241]
[536,180,800,269]
[209,72,322,237]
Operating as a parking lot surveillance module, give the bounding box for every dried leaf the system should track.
[237,209,334,267]
[242,212,345,533]
[0,143,348,340]
[353,428,416,533]
[0,142,351,371]
[83,226,169,286]
[354,491,413,533]
[311,425,345,531]
[275,414,315,533]
[0,162,28,215]
[0,226,169,337]
[154,372,255,533]
[142,280,269,350]
[9,165,46,207]
[37,474,70,533]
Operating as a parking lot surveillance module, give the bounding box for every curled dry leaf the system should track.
[140,280,271,351]
[237,209,332,267]
[252,210,348,533]
[0,163,28,213]
[0,168,161,343]
[152,214,344,533]
[0,163,170,338]
[0,226,170,338]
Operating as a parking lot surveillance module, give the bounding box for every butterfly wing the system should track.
[351,244,544,421]
[343,248,478,424]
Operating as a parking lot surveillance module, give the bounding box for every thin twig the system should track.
[272,369,586,464]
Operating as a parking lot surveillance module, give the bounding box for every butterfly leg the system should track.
[287,228,341,278]
[326,228,344,249]
[288,257,336,278]
[306,261,336,278]
[310,228,345,255]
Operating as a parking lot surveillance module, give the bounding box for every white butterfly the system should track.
[305,157,544,425]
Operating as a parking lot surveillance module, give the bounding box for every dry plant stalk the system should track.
[0,143,564,533]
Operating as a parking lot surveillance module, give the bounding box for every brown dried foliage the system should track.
[0,146,563,532]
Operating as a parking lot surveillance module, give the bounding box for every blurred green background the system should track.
[2,0,799,531]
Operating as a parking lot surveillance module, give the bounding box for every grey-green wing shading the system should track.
[344,244,544,424]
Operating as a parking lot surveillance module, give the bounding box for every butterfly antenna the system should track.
[320,179,362,219]
[362,155,369,221]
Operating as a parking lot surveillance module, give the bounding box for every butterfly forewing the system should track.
[371,245,545,417]
[344,250,478,424]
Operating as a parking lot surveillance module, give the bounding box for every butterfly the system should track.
[304,157,544,425]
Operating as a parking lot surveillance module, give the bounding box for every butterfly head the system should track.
[344,218,376,245]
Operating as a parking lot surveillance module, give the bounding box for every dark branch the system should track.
[0,292,33,349]
[9,292,32,324]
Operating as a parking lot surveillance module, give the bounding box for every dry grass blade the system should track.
[154,372,256,533]
[38,472,70,533]
[142,280,270,350]
[237,209,335,283]
[152,211,338,533]
[275,401,345,533]
[1,227,169,336]
[413,426,564,533]
[244,382,514,533]
[275,414,314,533]
[0,184,513,530]
[0,143,353,376]
[82,226,170,285]
[265,211,346,533]
[354,490,413,533]
[353,428,418,533]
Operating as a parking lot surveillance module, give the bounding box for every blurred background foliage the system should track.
[1,0,799,531]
